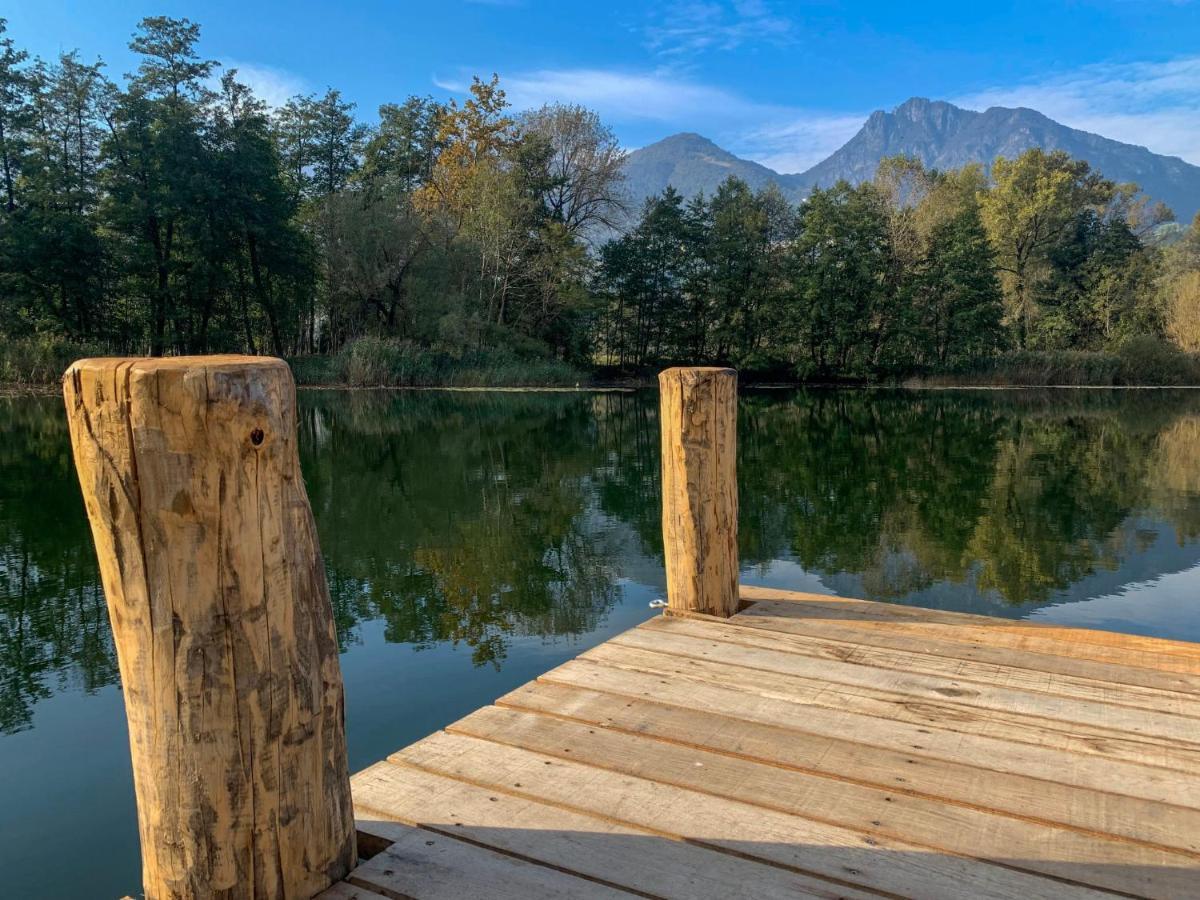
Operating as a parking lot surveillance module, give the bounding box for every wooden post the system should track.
[658,367,739,617]
[63,356,356,900]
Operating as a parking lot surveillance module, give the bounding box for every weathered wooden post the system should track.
[63,356,356,900]
[658,367,739,617]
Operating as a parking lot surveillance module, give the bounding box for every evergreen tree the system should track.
[915,207,1006,366]
[785,181,890,377]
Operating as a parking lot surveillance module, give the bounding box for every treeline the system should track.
[0,16,623,366]
[3,15,1200,383]
[599,154,1199,377]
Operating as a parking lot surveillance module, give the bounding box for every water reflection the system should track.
[299,391,629,665]
[3,388,1200,735]
[0,396,117,733]
[740,390,1200,607]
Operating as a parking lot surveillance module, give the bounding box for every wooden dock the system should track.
[64,360,1200,899]
[325,584,1200,900]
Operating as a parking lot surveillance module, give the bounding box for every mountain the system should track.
[620,132,799,206]
[621,98,1200,221]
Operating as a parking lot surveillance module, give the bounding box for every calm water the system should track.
[3,387,1200,897]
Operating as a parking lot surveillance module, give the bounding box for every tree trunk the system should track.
[658,366,739,617]
[248,232,284,355]
[63,356,356,900]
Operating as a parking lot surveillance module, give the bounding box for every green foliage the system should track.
[787,181,891,377]
[297,336,584,387]
[910,205,1007,368]
[597,151,1186,383]
[0,15,1195,386]
[1113,334,1200,384]
[0,19,624,375]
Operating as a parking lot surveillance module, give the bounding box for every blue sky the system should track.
[8,0,1200,172]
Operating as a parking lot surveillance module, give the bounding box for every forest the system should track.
[2,16,1200,385]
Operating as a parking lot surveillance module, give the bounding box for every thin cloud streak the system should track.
[642,1,796,58]
[435,66,866,173]
[955,56,1200,164]
[435,53,1200,176]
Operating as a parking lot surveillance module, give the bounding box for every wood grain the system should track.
[332,589,1200,897]
[658,367,739,617]
[447,704,1199,897]
[348,819,628,900]
[64,356,355,900]
[351,762,874,899]
[497,678,1200,854]
[392,731,1115,900]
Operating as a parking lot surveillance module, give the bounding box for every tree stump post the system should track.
[63,356,356,900]
[658,367,739,617]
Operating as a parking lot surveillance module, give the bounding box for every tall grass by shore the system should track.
[289,337,585,387]
[6,333,1200,388]
[0,336,109,386]
[0,335,585,388]
[918,337,1200,387]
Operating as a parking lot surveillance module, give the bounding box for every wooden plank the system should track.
[540,657,1200,810]
[739,590,1200,675]
[391,730,1116,900]
[610,624,1200,744]
[739,585,1200,659]
[581,640,1200,775]
[706,605,1200,696]
[346,813,630,899]
[449,704,1199,898]
[643,614,1200,722]
[315,883,391,900]
[351,761,874,899]
[497,679,1200,855]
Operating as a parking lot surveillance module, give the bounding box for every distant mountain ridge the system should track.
[621,98,1200,221]
[619,132,798,205]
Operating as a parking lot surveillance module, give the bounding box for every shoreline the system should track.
[10,380,1200,396]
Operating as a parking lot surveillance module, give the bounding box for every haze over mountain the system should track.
[622,98,1200,221]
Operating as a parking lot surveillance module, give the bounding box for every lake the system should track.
[3,386,1200,898]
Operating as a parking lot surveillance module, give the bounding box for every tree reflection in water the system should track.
[4,387,1200,732]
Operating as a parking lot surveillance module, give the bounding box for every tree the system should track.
[914,206,1006,366]
[128,16,214,101]
[1166,271,1200,351]
[703,178,788,366]
[360,96,443,191]
[980,149,1115,347]
[0,18,30,213]
[310,89,365,197]
[314,188,428,346]
[597,187,692,366]
[14,52,110,338]
[786,181,890,377]
[273,89,365,203]
[1032,210,1161,349]
[101,16,216,353]
[274,94,318,203]
[519,103,627,237]
[211,71,311,354]
[414,74,516,226]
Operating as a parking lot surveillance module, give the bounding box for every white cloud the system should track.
[643,1,796,57]
[739,114,866,173]
[954,56,1200,164]
[434,65,863,173]
[491,68,755,121]
[434,53,1200,177]
[221,60,309,108]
